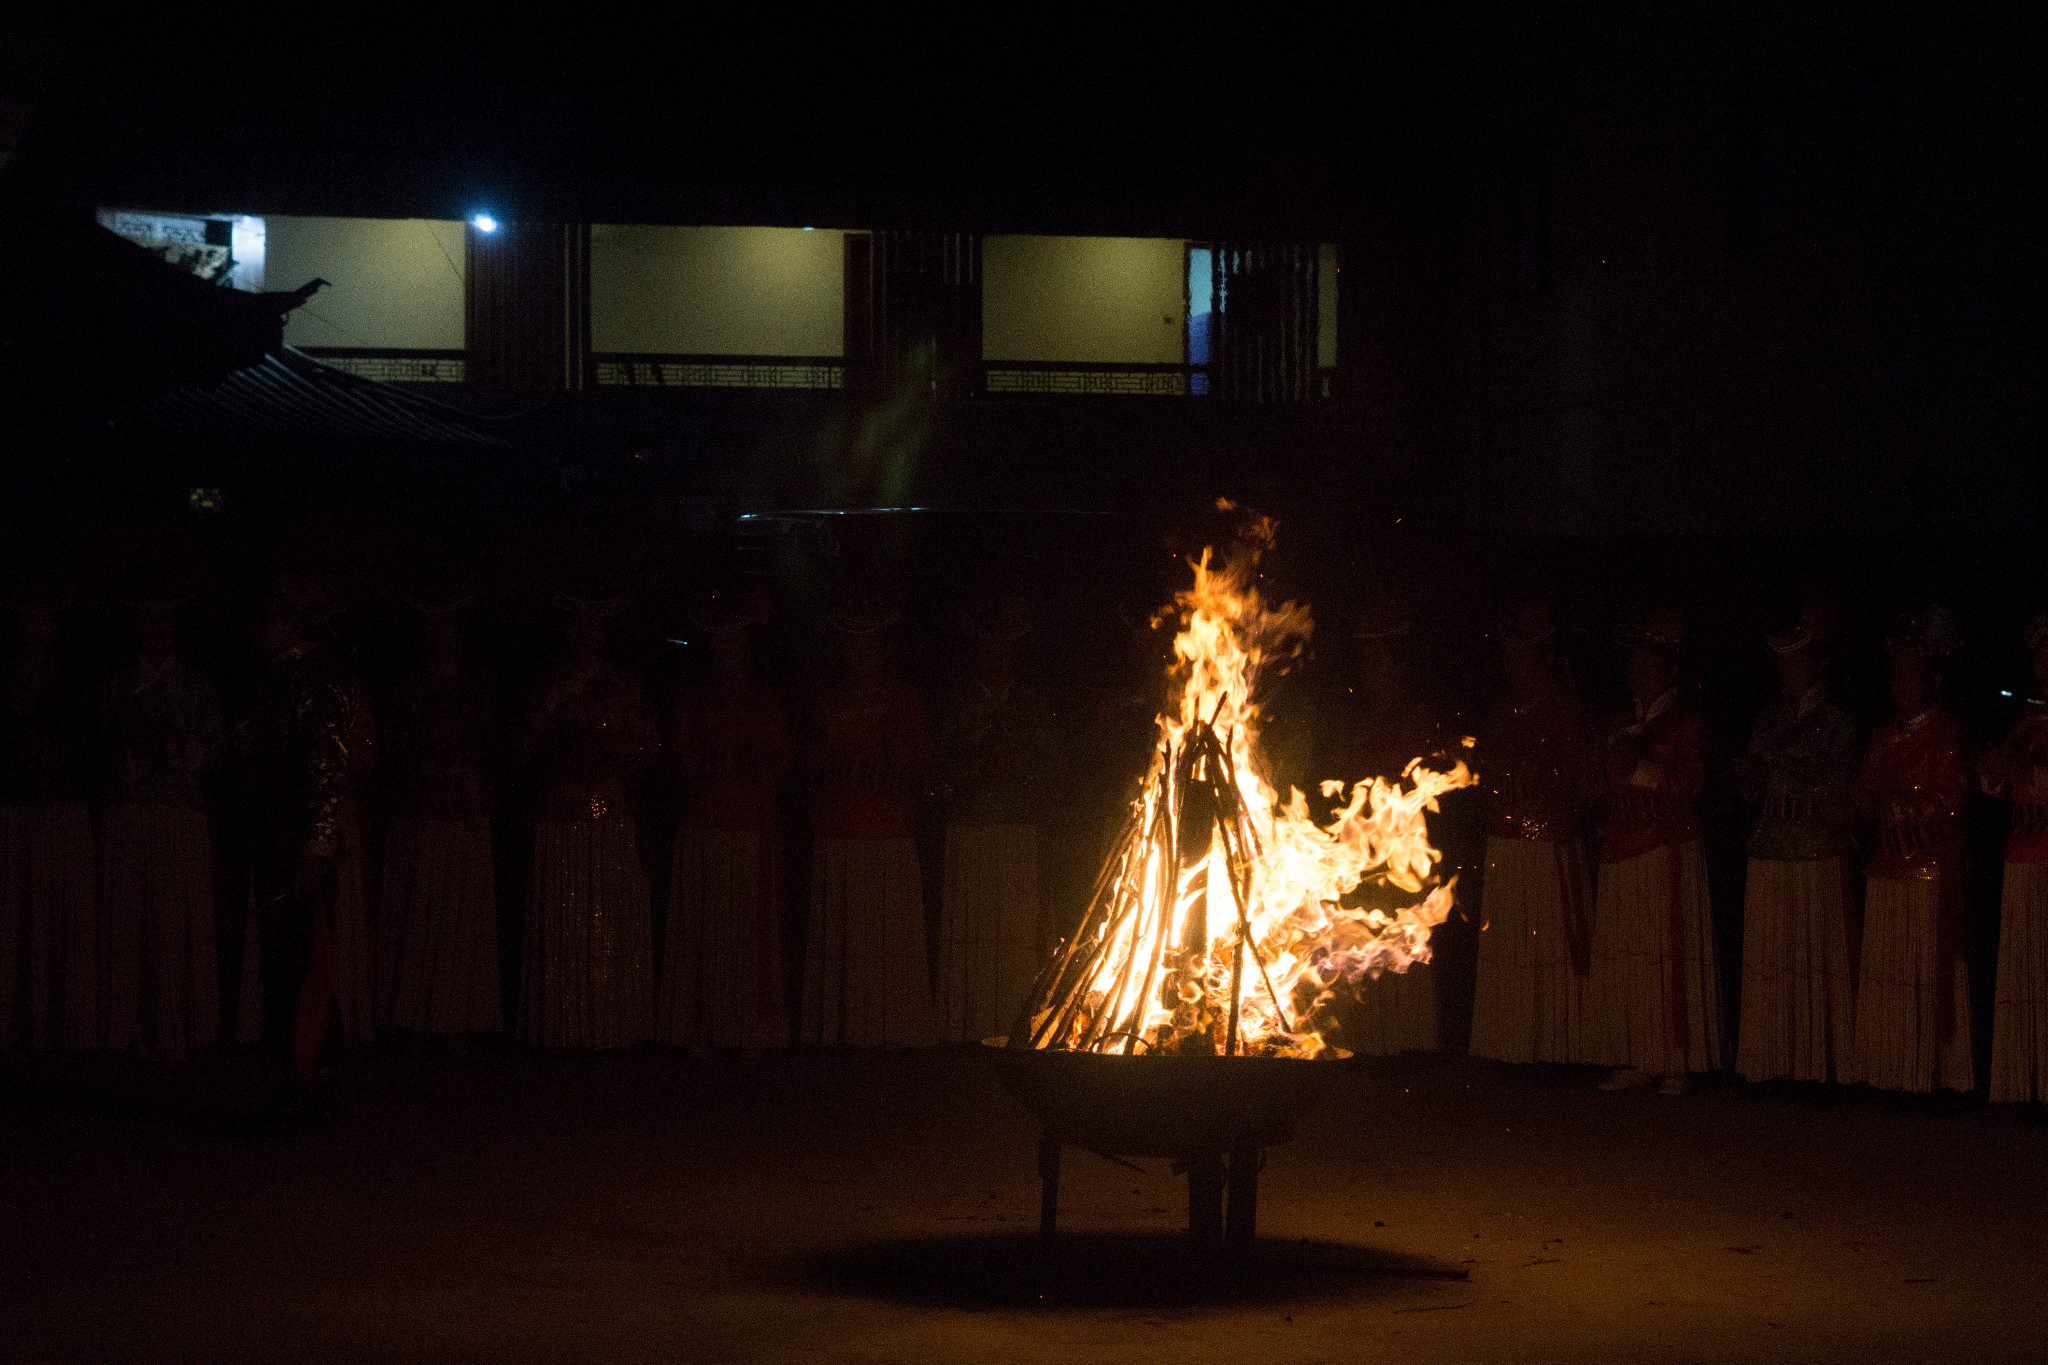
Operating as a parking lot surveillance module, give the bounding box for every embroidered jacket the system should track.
[245,640,374,862]
[1481,692,1595,843]
[1988,709,2048,864]
[810,681,932,841]
[387,665,497,821]
[674,679,790,833]
[1600,688,1705,864]
[1860,706,1967,879]
[1746,687,1858,862]
[526,661,656,823]
[101,656,224,809]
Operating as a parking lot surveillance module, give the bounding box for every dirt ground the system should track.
[4,1047,2044,1364]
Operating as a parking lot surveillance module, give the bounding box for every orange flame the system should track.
[1023,517,1474,1058]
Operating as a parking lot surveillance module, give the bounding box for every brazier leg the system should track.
[1187,1153,1225,1249]
[1225,1146,1261,1250]
[1037,1133,1062,1241]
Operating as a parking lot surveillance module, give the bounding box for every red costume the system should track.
[1992,707,2048,1100]
[95,653,225,1060]
[799,677,938,1048]
[1993,711,2048,865]
[658,679,792,1049]
[1326,689,1443,1056]
[1599,694,1705,866]
[377,659,501,1037]
[675,684,791,834]
[1486,694,1591,845]
[1854,704,1972,1092]
[0,640,93,1057]
[936,668,1058,1043]
[810,682,932,841]
[1861,707,1969,881]
[1483,692,1595,970]
[233,638,379,1077]
[1469,691,1598,1065]
[518,657,658,1050]
[1588,688,1722,1076]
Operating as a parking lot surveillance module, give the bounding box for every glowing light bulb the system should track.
[471,214,498,234]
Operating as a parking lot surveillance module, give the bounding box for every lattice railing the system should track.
[983,361,1197,397]
[294,350,1334,398]
[592,354,845,390]
[297,348,468,384]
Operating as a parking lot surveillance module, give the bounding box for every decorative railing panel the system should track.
[299,348,467,384]
[592,354,845,390]
[983,361,1198,397]
[296,350,1331,398]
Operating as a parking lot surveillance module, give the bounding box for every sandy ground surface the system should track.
[4,1047,2045,1364]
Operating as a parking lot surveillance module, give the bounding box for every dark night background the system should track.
[4,3,2039,806]
[6,5,2037,528]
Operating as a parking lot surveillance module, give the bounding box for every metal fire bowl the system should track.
[980,1042,1336,1159]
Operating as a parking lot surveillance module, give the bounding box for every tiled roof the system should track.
[134,346,513,448]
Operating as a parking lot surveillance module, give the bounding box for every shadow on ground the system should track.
[800,1232,1468,1309]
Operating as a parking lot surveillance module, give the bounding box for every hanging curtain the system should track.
[1209,242,1319,402]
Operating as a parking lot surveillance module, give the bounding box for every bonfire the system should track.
[1013,513,1474,1060]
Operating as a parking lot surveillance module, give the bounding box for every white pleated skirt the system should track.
[93,803,219,1060]
[1990,860,2048,1102]
[936,823,1047,1044]
[1587,839,1722,1075]
[0,802,93,1056]
[800,836,936,1048]
[1852,874,1972,1094]
[657,826,789,1050]
[1469,835,1592,1064]
[1735,857,1856,1083]
[380,817,502,1036]
[518,818,654,1050]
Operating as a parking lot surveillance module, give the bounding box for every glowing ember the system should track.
[1016,514,1474,1059]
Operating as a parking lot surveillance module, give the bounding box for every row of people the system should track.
[1466,599,2048,1101]
[10,570,2048,1108]
[0,578,1060,1099]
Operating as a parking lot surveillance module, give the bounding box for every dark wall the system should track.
[1443,4,2042,534]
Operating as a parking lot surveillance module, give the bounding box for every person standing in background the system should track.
[1324,591,1444,1056]
[1734,610,1861,1085]
[935,596,1056,1043]
[94,570,225,1062]
[378,589,502,1045]
[799,597,938,1049]
[1983,613,2048,1103]
[1851,608,1973,1096]
[658,590,792,1054]
[1468,598,1599,1066]
[237,574,377,1117]
[1589,609,1722,1096]
[518,595,658,1050]
[0,583,92,1058]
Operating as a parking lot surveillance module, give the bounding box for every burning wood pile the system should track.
[1013,514,1473,1060]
